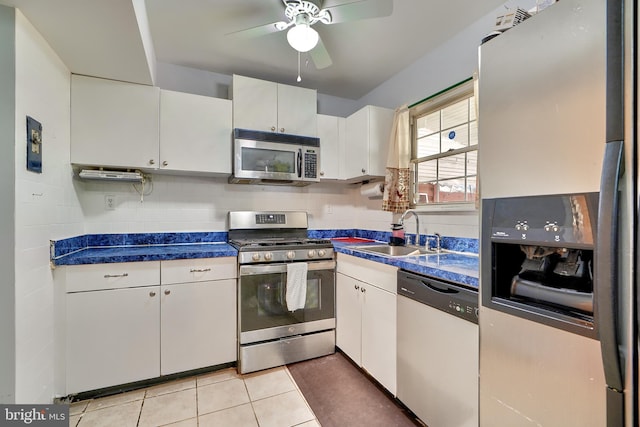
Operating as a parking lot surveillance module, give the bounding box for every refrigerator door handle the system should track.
[596,139,624,394]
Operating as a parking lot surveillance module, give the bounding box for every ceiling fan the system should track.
[229,0,394,70]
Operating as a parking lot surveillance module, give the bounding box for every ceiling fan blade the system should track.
[226,21,289,40]
[310,36,333,69]
[323,0,393,24]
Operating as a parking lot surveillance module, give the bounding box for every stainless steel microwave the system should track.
[230,128,320,186]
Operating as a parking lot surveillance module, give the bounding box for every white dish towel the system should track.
[286,262,308,311]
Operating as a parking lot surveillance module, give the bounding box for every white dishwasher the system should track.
[397,270,479,427]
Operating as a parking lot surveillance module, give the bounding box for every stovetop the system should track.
[229,237,332,250]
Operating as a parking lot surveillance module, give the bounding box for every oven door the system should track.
[238,260,335,344]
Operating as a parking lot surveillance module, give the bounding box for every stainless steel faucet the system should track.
[399,210,420,246]
[433,233,442,253]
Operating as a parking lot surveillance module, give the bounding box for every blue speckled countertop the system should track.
[51,230,478,288]
[330,240,478,289]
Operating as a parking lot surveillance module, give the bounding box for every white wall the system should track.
[78,176,393,234]
[13,10,81,403]
[0,4,16,405]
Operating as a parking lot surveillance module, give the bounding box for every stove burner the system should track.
[230,238,332,249]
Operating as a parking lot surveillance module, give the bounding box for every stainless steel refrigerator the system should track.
[478,0,636,425]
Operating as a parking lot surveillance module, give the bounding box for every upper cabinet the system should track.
[317,114,345,180]
[71,75,160,169]
[71,76,233,175]
[344,105,394,182]
[232,74,317,137]
[159,89,232,175]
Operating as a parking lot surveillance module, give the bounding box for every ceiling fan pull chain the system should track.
[297,51,302,82]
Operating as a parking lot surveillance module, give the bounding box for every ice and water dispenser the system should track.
[481,193,598,338]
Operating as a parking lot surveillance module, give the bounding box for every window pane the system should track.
[470,96,477,121]
[466,176,477,202]
[441,124,469,150]
[438,153,466,180]
[417,111,440,137]
[466,151,477,174]
[416,133,440,158]
[441,99,468,130]
[417,160,437,182]
[416,161,437,203]
[437,178,467,203]
[469,120,478,146]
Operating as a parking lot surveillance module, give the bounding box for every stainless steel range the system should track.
[228,211,336,374]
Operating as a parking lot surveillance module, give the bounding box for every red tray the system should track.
[330,237,375,244]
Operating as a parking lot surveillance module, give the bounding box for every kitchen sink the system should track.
[354,244,479,258]
[354,244,436,257]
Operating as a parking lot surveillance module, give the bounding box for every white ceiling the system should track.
[0,0,508,100]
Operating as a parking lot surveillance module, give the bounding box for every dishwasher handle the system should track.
[423,280,460,295]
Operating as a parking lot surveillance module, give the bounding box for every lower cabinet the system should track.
[62,257,236,394]
[336,253,397,395]
[160,279,236,375]
[66,286,161,394]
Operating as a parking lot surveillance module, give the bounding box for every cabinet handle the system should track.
[280,128,285,132]
[320,171,325,176]
[361,168,366,174]
[164,290,171,295]
[162,160,168,167]
[104,273,128,279]
[149,159,155,165]
[190,268,212,273]
[271,126,276,131]
[361,287,366,293]
[149,291,156,297]
[354,285,359,290]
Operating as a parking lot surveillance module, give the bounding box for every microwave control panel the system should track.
[304,149,318,179]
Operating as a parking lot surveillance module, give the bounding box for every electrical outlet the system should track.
[105,194,116,210]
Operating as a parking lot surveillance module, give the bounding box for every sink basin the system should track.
[354,245,436,257]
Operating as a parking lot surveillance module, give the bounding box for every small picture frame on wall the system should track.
[26,115,42,173]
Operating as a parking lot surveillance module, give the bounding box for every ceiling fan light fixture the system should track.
[287,23,319,52]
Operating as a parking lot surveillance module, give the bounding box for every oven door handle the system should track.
[240,260,336,275]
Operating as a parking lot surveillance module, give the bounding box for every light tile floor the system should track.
[68,366,321,427]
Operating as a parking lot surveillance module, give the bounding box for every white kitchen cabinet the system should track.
[160,257,237,375]
[232,74,317,136]
[66,285,161,394]
[336,253,397,395]
[343,105,394,182]
[159,89,232,175]
[317,114,345,180]
[71,74,160,169]
[62,257,236,394]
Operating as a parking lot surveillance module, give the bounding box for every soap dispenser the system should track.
[389,223,406,246]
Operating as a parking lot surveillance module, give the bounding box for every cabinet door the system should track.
[277,83,317,136]
[159,90,232,174]
[336,273,362,365]
[317,114,341,180]
[361,284,397,395]
[66,286,160,394]
[161,279,236,375]
[232,75,278,132]
[344,107,369,179]
[367,106,394,177]
[70,75,159,169]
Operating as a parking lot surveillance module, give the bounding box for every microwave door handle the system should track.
[297,149,302,178]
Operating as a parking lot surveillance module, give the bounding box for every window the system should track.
[410,79,477,206]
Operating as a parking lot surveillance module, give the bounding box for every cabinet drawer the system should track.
[336,253,397,294]
[161,257,237,284]
[65,261,160,293]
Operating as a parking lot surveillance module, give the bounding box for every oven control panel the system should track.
[238,247,334,264]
